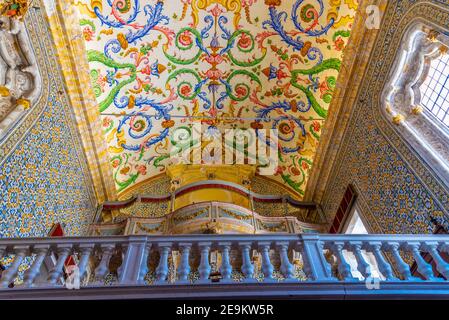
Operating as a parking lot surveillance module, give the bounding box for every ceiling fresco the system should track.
[75,0,358,197]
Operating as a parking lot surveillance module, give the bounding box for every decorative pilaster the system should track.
[239,242,255,281]
[424,242,449,280]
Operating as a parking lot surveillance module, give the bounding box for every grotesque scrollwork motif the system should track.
[0,15,40,138]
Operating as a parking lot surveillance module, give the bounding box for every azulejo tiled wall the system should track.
[321,0,449,234]
[0,7,97,238]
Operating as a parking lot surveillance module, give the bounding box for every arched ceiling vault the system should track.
[73,0,358,199]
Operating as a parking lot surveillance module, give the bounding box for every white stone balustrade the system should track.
[0,234,448,298]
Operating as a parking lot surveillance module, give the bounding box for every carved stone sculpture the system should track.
[0,15,39,138]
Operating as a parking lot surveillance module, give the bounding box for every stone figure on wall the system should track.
[0,15,39,137]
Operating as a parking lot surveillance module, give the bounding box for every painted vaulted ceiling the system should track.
[75,0,358,198]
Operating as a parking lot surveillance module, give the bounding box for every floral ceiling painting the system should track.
[75,0,358,197]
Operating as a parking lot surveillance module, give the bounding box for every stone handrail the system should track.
[0,233,448,297]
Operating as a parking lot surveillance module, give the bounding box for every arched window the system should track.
[340,201,384,280]
[343,205,368,235]
[382,22,449,187]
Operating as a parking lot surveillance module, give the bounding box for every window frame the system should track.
[382,21,449,188]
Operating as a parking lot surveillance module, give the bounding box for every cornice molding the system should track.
[320,0,449,225]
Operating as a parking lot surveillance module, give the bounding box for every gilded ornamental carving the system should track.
[0,0,30,20]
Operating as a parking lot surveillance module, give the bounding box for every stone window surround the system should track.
[382,20,449,188]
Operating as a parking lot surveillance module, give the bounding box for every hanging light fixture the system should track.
[0,0,33,20]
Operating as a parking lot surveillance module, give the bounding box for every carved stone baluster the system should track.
[219,243,232,282]
[155,243,171,283]
[329,242,357,281]
[177,243,191,283]
[300,236,337,281]
[138,243,152,284]
[276,242,294,280]
[22,245,49,287]
[77,244,94,283]
[441,243,449,254]
[350,242,371,278]
[48,245,72,285]
[0,245,5,283]
[117,239,151,285]
[407,242,438,281]
[259,242,274,281]
[387,242,419,281]
[368,242,398,281]
[423,242,449,280]
[198,242,211,283]
[0,245,28,288]
[93,244,115,283]
[116,244,128,282]
[0,16,39,138]
[317,241,334,279]
[239,242,255,281]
